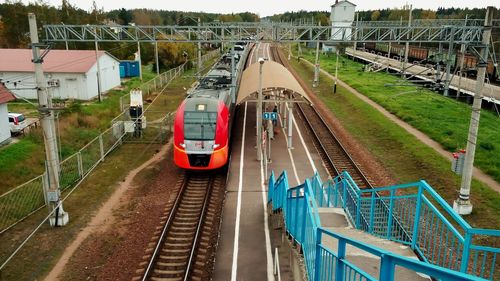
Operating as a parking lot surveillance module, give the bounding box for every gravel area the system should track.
[286,55,396,187]
[56,144,182,280]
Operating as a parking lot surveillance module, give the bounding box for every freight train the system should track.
[173,44,249,170]
[363,42,498,82]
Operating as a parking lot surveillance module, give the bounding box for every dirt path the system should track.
[300,58,500,193]
[43,142,171,281]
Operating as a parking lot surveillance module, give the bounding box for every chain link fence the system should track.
[119,50,220,111]
[0,50,220,234]
[0,123,125,234]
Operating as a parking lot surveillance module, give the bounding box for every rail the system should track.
[142,173,215,280]
[141,174,189,281]
[268,170,497,281]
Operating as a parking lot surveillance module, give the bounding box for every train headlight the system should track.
[180,143,186,148]
[213,144,220,149]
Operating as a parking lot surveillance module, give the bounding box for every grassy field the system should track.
[288,54,500,229]
[0,67,161,193]
[296,46,500,183]
[0,58,214,280]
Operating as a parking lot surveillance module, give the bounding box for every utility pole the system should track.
[257,58,265,161]
[402,5,412,79]
[28,13,68,226]
[154,41,159,75]
[353,12,359,50]
[313,22,321,88]
[456,15,468,100]
[197,17,202,79]
[453,7,494,215]
[137,41,143,81]
[444,27,455,97]
[334,49,339,93]
[94,27,102,102]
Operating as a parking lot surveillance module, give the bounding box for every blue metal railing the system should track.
[268,170,499,281]
[307,171,500,280]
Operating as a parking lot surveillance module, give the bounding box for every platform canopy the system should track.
[236,60,312,105]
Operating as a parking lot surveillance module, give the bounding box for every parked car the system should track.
[8,112,28,134]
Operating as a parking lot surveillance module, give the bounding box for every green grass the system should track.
[0,60,212,279]
[296,46,500,183]
[0,66,161,192]
[0,143,162,281]
[289,55,500,230]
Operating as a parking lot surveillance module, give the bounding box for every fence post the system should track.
[327,181,333,207]
[301,196,307,244]
[355,193,361,229]
[342,179,347,209]
[460,231,472,273]
[387,189,395,239]
[379,254,395,281]
[411,184,424,249]
[369,192,376,233]
[335,238,346,281]
[77,152,83,177]
[314,228,323,281]
[99,135,104,161]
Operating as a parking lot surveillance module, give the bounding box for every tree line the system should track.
[0,1,259,71]
[265,7,494,24]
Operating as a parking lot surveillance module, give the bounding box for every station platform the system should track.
[213,42,429,281]
[346,48,500,103]
[213,100,329,280]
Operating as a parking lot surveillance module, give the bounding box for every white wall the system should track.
[330,2,356,41]
[0,54,120,101]
[331,22,354,41]
[86,55,121,99]
[0,104,11,143]
[2,72,87,100]
[330,2,356,23]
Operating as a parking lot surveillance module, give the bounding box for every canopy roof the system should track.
[236,60,311,105]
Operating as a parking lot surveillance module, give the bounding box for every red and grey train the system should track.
[174,44,248,170]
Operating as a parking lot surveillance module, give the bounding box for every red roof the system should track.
[0,83,16,104]
[0,49,111,73]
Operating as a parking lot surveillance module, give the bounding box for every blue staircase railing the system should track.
[268,170,500,281]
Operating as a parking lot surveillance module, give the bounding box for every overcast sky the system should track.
[22,0,500,17]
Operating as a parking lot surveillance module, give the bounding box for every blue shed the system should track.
[119,61,140,78]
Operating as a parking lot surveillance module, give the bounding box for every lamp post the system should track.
[257,57,265,161]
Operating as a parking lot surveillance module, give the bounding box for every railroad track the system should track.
[269,45,372,189]
[270,45,416,245]
[136,171,226,281]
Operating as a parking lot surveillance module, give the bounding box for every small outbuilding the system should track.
[325,0,356,52]
[0,84,16,144]
[0,49,121,100]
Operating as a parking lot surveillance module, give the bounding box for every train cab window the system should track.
[184,111,217,140]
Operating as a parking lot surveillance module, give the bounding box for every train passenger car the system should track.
[173,45,249,170]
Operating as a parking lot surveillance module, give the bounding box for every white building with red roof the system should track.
[0,83,16,143]
[0,49,121,100]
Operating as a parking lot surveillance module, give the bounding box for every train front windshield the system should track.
[184,111,217,140]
